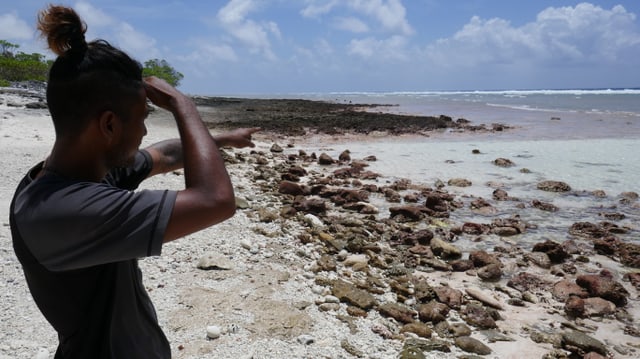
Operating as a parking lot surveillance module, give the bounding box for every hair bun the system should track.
[37,5,88,57]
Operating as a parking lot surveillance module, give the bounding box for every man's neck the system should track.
[45,139,107,182]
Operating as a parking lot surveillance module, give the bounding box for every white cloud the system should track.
[115,23,159,59]
[0,12,32,40]
[333,16,369,33]
[179,41,238,63]
[348,35,408,61]
[300,0,339,18]
[301,0,412,35]
[74,1,114,28]
[217,0,277,60]
[74,1,160,60]
[426,3,640,68]
[347,0,413,36]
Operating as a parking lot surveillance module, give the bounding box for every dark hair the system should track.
[37,5,143,135]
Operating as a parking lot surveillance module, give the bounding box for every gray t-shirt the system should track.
[10,150,177,358]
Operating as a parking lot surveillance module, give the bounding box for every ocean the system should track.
[292,89,640,246]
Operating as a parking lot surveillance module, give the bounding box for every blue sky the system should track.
[1,1,639,94]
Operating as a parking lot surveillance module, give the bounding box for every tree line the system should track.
[0,40,183,88]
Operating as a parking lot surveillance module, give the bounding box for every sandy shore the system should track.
[1,89,638,359]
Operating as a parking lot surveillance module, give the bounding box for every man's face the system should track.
[109,86,149,168]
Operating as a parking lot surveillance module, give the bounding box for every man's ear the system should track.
[98,111,121,144]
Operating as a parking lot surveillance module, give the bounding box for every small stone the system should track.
[493,158,515,167]
[454,336,492,355]
[537,180,571,192]
[297,334,315,345]
[448,178,472,187]
[197,252,233,270]
[430,237,462,259]
[318,153,334,165]
[401,322,433,338]
[270,143,283,152]
[206,325,222,339]
[477,263,503,281]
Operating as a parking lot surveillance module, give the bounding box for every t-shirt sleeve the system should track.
[105,150,154,190]
[14,179,177,272]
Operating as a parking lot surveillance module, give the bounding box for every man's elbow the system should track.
[211,195,236,222]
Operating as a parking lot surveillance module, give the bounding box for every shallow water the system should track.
[295,90,640,252]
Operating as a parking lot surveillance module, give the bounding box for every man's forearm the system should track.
[144,134,235,177]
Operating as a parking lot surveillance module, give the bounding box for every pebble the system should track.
[240,239,253,250]
[297,334,315,345]
[206,325,222,339]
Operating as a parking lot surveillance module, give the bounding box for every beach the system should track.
[1,87,639,359]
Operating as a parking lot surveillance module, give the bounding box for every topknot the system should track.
[37,5,88,57]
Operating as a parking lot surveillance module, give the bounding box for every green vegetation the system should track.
[0,40,183,88]
[142,59,184,87]
[0,40,51,83]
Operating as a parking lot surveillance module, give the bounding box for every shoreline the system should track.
[1,90,639,358]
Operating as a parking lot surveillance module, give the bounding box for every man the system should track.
[10,5,259,358]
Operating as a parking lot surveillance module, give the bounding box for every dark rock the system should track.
[378,302,416,324]
[318,153,334,165]
[317,254,337,272]
[476,263,502,281]
[331,279,377,310]
[576,271,629,307]
[564,296,586,317]
[338,150,351,162]
[491,226,519,236]
[424,193,453,213]
[461,303,497,329]
[389,205,425,221]
[524,252,552,269]
[454,336,492,355]
[402,338,451,355]
[619,242,640,268]
[532,240,570,263]
[430,237,462,259]
[537,180,571,192]
[413,279,437,303]
[450,259,474,272]
[434,286,463,309]
[561,330,608,356]
[507,272,548,293]
[552,279,589,301]
[25,101,48,109]
[400,322,432,338]
[531,199,559,212]
[492,189,511,201]
[593,236,619,255]
[569,222,607,238]
[448,178,472,187]
[288,165,307,177]
[418,301,450,324]
[469,250,500,267]
[292,198,327,214]
[583,297,616,317]
[278,181,309,196]
[493,158,515,167]
[461,222,490,235]
[270,143,284,152]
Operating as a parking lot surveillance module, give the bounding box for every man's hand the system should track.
[214,127,261,148]
[143,76,188,113]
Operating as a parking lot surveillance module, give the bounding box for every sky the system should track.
[1,1,639,95]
